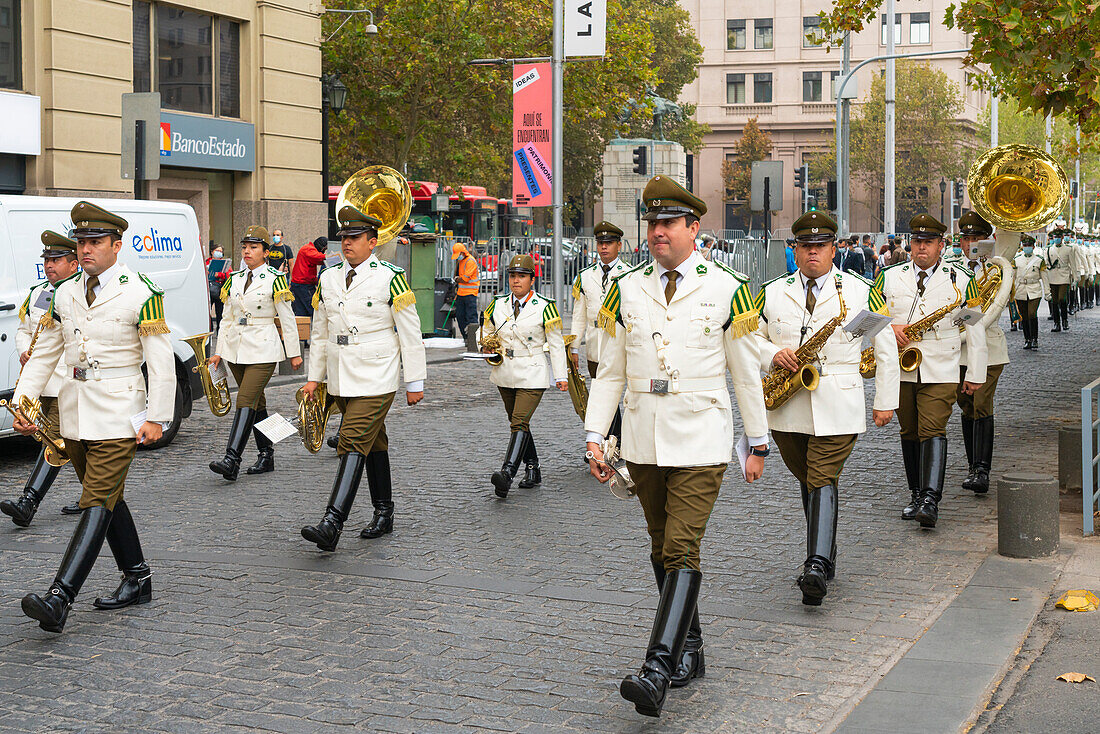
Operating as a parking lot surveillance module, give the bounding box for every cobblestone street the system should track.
[0,308,1093,733]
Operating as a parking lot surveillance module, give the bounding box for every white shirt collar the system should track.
[512,290,535,309]
[248,262,267,274]
[87,261,121,295]
[348,253,379,277]
[915,260,940,279]
[798,267,836,297]
[656,250,701,284]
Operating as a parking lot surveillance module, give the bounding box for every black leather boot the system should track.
[93,500,152,610]
[209,408,257,481]
[620,569,701,717]
[1061,301,1070,331]
[1,449,61,527]
[60,502,83,515]
[1030,317,1040,349]
[21,505,112,633]
[901,439,921,520]
[799,483,838,606]
[360,451,394,539]
[245,409,275,475]
[960,416,976,491]
[518,436,541,489]
[491,431,529,498]
[649,560,705,688]
[301,452,366,551]
[915,437,947,528]
[968,416,993,494]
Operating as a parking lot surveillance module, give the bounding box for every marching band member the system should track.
[875,214,985,528]
[753,211,899,606]
[1,231,81,525]
[480,254,568,498]
[1013,234,1046,350]
[208,226,302,481]
[12,201,175,632]
[1042,218,1079,332]
[300,204,426,551]
[586,176,769,717]
[570,221,629,444]
[955,213,1014,496]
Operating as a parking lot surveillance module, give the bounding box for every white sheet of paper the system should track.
[209,359,229,384]
[461,352,494,360]
[842,309,893,339]
[735,433,750,482]
[33,288,53,310]
[953,307,985,326]
[130,411,148,434]
[254,413,299,444]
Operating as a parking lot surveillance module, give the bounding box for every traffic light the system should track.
[1071,181,1079,198]
[794,164,805,190]
[955,180,965,200]
[826,180,837,212]
[806,195,817,211]
[632,146,647,175]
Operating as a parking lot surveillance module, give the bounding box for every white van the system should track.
[0,196,210,448]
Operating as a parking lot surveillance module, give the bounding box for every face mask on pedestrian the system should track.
[952,246,963,256]
[1023,246,1034,256]
[273,235,282,244]
[212,248,224,259]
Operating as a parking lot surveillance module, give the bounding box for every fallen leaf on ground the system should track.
[1055,590,1099,612]
[1057,673,1095,684]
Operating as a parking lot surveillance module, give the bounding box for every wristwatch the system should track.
[749,445,770,458]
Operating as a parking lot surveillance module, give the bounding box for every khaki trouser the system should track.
[957,363,1004,420]
[587,360,600,378]
[1050,283,1070,305]
[897,382,956,441]
[40,396,59,433]
[628,463,727,572]
[67,438,137,511]
[227,361,276,411]
[1016,298,1040,320]
[331,394,394,456]
[497,387,544,433]
[772,431,858,489]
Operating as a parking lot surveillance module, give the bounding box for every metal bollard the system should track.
[1058,425,1082,491]
[998,472,1059,558]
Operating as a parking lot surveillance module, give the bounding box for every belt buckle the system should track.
[337,335,349,346]
[73,367,87,381]
[650,379,669,394]
[505,349,515,358]
[238,317,248,326]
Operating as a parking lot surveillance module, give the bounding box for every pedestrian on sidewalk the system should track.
[452,242,480,339]
[266,229,293,275]
[290,236,328,317]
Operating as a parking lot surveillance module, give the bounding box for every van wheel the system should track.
[139,378,184,451]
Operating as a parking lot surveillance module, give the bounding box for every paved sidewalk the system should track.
[0,310,1094,732]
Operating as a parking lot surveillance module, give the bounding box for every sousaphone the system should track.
[967,144,1069,233]
[335,165,412,245]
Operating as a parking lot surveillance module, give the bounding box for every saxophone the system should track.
[761,274,846,411]
[861,270,962,377]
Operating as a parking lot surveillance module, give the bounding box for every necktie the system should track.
[345,268,356,289]
[805,278,817,314]
[85,275,99,306]
[664,270,680,304]
[916,270,927,297]
[513,299,521,318]
[601,264,612,289]
[244,271,253,293]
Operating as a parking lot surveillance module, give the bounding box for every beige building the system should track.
[0,0,325,252]
[679,0,988,235]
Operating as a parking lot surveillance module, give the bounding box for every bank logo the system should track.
[160,123,171,157]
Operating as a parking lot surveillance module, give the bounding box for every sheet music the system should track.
[842,309,893,339]
[735,433,750,482]
[210,359,228,384]
[254,413,299,444]
[953,307,985,326]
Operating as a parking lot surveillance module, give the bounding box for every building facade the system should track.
[679,0,988,235]
[0,0,325,253]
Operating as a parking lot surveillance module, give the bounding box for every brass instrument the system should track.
[1,396,68,467]
[973,261,1003,312]
[967,144,1069,233]
[181,333,232,417]
[335,165,412,245]
[296,383,333,454]
[761,274,846,411]
[862,272,962,376]
[562,334,589,419]
[477,312,509,366]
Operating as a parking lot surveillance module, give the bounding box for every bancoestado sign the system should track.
[159,111,255,172]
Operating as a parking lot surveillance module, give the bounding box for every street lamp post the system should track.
[939,178,947,224]
[321,74,348,231]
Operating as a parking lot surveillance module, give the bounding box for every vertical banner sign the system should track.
[513,63,553,207]
[565,0,607,57]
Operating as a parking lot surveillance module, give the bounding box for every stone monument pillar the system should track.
[600,139,686,250]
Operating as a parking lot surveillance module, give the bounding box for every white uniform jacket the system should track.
[215,265,301,364]
[17,281,68,398]
[753,268,900,436]
[14,265,176,440]
[308,255,426,397]
[1042,241,1080,285]
[479,292,568,389]
[874,260,987,385]
[962,256,1013,368]
[1013,253,1046,300]
[570,258,629,364]
[584,254,769,467]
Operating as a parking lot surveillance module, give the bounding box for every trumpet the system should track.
[1,396,68,467]
[181,333,232,416]
[296,383,333,454]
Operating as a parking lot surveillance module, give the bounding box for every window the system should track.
[134,2,241,118]
[754,19,773,50]
[880,14,902,45]
[754,73,772,103]
[726,73,746,104]
[727,19,746,50]
[910,12,930,44]
[803,71,822,102]
[0,0,20,89]
[803,16,821,47]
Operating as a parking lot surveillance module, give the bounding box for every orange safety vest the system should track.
[455,254,480,296]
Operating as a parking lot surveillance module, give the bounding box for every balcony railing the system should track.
[723,104,774,116]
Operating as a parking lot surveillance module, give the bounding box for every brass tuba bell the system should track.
[335,165,412,245]
[967,144,1069,233]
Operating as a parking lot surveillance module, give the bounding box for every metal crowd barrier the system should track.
[1081,376,1100,534]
